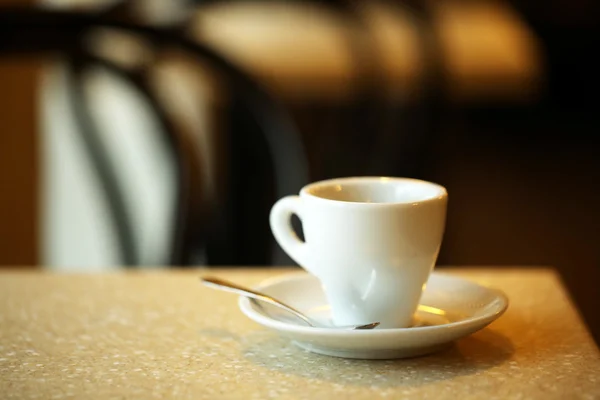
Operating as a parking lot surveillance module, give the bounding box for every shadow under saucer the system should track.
[240,327,514,388]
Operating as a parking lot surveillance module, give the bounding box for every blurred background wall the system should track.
[0,0,598,342]
[0,0,39,267]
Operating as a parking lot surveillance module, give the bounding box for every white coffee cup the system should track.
[270,177,448,328]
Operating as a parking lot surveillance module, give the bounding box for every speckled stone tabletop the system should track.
[1,267,599,399]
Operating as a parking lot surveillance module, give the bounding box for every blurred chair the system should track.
[189,0,543,178]
[0,3,308,269]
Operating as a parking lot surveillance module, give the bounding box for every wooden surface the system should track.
[1,267,598,399]
[0,58,39,267]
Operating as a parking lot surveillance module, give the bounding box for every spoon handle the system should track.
[200,276,314,326]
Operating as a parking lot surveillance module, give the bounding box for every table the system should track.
[1,267,599,399]
[190,1,543,103]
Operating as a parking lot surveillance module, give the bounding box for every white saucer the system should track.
[238,271,508,359]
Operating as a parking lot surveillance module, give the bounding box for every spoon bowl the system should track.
[200,276,380,330]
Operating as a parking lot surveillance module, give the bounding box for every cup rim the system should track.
[300,176,447,206]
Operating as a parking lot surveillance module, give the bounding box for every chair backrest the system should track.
[0,5,309,268]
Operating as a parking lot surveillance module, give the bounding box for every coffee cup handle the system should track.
[270,196,312,273]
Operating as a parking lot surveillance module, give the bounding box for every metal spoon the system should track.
[200,276,380,330]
